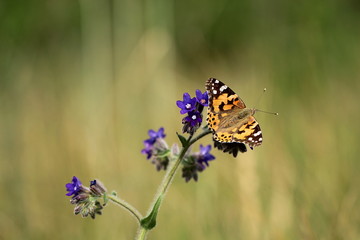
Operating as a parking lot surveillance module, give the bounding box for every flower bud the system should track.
[90,180,107,197]
[65,176,108,219]
[70,193,89,204]
[74,205,83,215]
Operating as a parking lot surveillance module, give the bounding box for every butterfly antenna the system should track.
[253,88,279,116]
[256,109,279,115]
[253,88,267,109]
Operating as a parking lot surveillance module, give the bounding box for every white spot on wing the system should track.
[254,131,262,137]
[215,80,219,83]
[219,85,228,92]
[213,90,217,94]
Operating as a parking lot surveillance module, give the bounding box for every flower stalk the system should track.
[107,193,143,223]
[65,88,224,240]
[136,128,212,239]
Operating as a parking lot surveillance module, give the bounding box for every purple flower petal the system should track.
[142,127,166,159]
[183,92,191,101]
[177,92,197,114]
[195,89,203,100]
[195,89,209,106]
[148,129,157,138]
[157,127,166,138]
[198,144,215,165]
[65,176,82,196]
[176,100,185,108]
[184,111,202,127]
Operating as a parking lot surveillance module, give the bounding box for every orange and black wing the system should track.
[206,78,262,147]
[206,78,245,133]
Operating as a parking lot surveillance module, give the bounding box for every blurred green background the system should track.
[1,0,360,239]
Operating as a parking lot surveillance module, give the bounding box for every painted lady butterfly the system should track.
[206,78,262,149]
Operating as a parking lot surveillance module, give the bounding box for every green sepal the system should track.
[181,155,195,166]
[103,193,109,206]
[140,195,163,230]
[176,132,188,147]
[157,149,170,158]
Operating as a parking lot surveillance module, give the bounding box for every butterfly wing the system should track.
[206,78,246,112]
[206,78,263,148]
[220,116,262,148]
[205,77,245,134]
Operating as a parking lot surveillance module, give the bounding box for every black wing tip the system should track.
[206,77,220,84]
[206,78,215,90]
[206,77,223,90]
[206,77,214,85]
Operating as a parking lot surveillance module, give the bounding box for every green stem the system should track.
[135,128,212,239]
[189,128,212,146]
[161,129,211,196]
[137,228,148,240]
[107,194,142,223]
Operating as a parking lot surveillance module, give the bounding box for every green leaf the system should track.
[176,132,188,147]
[140,195,163,230]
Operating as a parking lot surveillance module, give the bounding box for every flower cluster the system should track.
[65,176,107,219]
[181,144,215,182]
[141,127,170,171]
[177,90,208,134]
[141,90,217,182]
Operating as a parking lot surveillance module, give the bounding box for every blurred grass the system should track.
[1,0,360,239]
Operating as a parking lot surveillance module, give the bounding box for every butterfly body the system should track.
[206,78,263,148]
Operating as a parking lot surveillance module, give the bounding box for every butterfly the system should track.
[205,78,262,149]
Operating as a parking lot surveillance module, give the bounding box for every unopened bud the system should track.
[74,205,83,215]
[70,193,89,204]
[90,180,107,196]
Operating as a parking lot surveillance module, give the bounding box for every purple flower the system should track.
[66,177,108,219]
[141,142,154,159]
[184,111,202,127]
[182,111,202,134]
[177,90,208,135]
[65,176,82,196]
[147,128,166,143]
[141,127,170,171]
[176,93,197,114]
[141,127,167,159]
[195,89,208,106]
[181,145,216,182]
[197,144,215,168]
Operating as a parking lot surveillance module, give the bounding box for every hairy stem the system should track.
[135,128,212,239]
[161,128,211,196]
[107,194,142,223]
